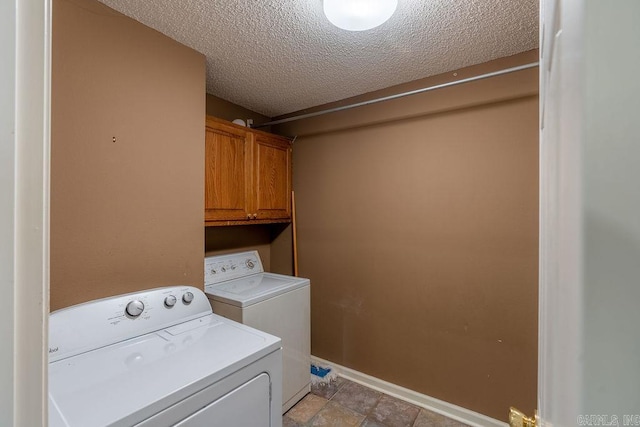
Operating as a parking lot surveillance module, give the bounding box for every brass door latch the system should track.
[509,407,538,427]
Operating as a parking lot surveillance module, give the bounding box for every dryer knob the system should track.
[164,295,177,308]
[125,300,144,317]
[246,260,255,269]
[182,291,194,304]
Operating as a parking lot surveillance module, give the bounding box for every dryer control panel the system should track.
[49,286,212,363]
[205,250,264,285]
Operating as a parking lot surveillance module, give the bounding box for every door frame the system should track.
[0,0,51,425]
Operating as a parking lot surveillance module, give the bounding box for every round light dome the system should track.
[323,0,398,31]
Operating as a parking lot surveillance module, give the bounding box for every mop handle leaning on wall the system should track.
[292,190,299,277]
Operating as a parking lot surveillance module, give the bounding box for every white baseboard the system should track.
[311,355,507,427]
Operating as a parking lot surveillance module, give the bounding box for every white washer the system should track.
[48,286,282,427]
[204,251,310,413]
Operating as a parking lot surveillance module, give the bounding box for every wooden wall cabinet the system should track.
[205,116,292,226]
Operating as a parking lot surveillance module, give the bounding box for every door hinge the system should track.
[509,407,538,427]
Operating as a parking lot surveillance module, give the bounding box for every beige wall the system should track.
[206,94,271,127]
[51,0,205,311]
[275,51,539,420]
[204,226,273,270]
[204,224,293,275]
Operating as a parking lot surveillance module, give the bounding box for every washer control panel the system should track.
[205,250,264,285]
[49,286,212,363]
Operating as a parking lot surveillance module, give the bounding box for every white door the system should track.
[537,0,640,425]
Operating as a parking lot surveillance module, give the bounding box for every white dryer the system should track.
[204,251,310,413]
[48,286,282,427]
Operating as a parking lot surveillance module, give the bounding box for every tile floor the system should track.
[283,377,470,427]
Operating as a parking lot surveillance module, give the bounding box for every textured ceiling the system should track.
[97,0,539,117]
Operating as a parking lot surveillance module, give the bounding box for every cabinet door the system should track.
[252,134,292,220]
[204,124,251,221]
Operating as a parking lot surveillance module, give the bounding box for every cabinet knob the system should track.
[247,214,252,219]
[253,213,258,219]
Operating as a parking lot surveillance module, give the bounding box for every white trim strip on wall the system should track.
[311,355,507,427]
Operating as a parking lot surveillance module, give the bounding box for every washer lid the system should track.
[205,273,310,308]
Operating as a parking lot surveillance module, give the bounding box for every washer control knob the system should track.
[246,259,255,269]
[182,291,194,304]
[164,295,177,308]
[125,300,144,317]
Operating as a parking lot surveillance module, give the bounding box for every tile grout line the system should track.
[304,378,348,426]
[289,377,447,427]
[335,378,383,426]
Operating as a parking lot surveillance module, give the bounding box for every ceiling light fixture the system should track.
[323,0,398,31]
